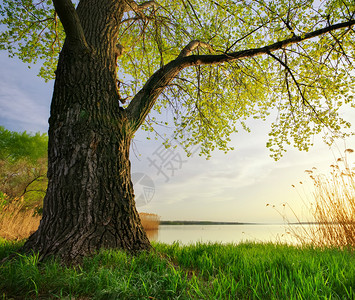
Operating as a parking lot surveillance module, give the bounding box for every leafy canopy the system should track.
[0,127,48,207]
[0,0,354,159]
[0,126,48,162]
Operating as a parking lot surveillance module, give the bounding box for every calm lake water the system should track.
[147,224,306,245]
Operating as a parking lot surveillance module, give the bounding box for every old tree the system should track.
[0,0,354,263]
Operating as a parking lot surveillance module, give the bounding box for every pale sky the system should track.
[1,51,354,223]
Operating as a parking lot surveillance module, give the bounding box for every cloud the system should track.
[0,82,49,132]
[0,54,51,133]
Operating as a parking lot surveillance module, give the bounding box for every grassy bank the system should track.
[0,239,353,299]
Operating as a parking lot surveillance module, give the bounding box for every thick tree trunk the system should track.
[23,49,150,263]
[22,0,151,263]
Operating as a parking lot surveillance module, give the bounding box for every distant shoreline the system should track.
[160,221,268,225]
[159,221,330,225]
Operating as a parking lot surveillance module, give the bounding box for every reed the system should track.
[0,197,40,240]
[0,197,160,240]
[288,149,355,248]
[139,212,160,231]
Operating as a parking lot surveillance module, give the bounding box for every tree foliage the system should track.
[0,0,354,159]
[0,127,47,208]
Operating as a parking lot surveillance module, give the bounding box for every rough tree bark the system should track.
[22,0,153,263]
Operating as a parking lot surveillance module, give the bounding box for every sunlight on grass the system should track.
[1,240,354,299]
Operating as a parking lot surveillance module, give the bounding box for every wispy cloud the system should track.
[0,53,51,133]
[0,82,49,132]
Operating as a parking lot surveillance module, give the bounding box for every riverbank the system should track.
[159,220,257,225]
[1,239,353,299]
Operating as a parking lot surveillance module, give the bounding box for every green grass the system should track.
[0,239,354,299]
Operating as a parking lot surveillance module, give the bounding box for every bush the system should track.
[0,126,48,210]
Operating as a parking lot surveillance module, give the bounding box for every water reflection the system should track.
[145,229,158,241]
[147,224,304,245]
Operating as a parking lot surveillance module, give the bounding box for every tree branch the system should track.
[20,175,46,197]
[52,0,88,50]
[124,0,158,13]
[126,19,355,133]
[178,40,214,57]
[126,59,185,132]
[179,20,355,66]
[267,51,324,123]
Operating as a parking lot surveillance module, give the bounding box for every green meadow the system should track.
[1,239,354,299]
[0,128,354,298]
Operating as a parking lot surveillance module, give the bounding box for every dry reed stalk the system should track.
[139,212,160,231]
[288,151,355,249]
[0,197,40,240]
[0,199,160,241]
